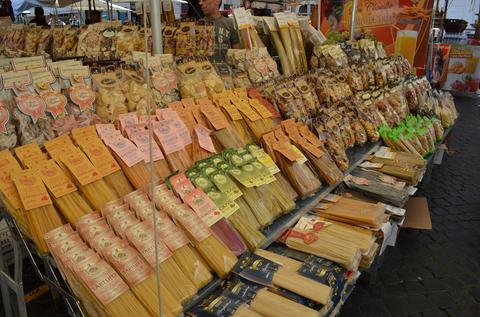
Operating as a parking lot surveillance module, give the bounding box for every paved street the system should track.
[340,96,480,317]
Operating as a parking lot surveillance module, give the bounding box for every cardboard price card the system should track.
[12,169,53,210]
[69,84,95,112]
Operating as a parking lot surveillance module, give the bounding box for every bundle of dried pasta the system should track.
[12,169,63,254]
[0,150,28,233]
[201,101,247,149]
[214,96,253,145]
[45,227,109,317]
[283,120,343,186]
[188,289,262,317]
[262,132,321,198]
[234,251,332,305]
[313,195,388,229]
[103,238,182,317]
[159,199,237,277]
[35,159,93,227]
[125,221,197,303]
[263,17,293,75]
[124,188,213,288]
[60,149,118,210]
[345,168,410,207]
[284,215,362,271]
[102,134,151,189]
[71,126,133,196]
[223,276,321,317]
[116,25,138,60]
[70,252,153,317]
[152,119,192,172]
[192,124,217,161]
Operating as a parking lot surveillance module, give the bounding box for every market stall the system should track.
[0,2,459,317]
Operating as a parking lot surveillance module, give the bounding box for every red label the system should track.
[170,172,195,199]
[145,211,189,251]
[163,203,212,243]
[103,240,153,287]
[41,91,67,119]
[74,257,129,306]
[70,84,95,112]
[15,94,47,124]
[125,222,173,268]
[184,188,223,226]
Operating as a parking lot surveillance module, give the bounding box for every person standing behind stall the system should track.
[30,7,48,26]
[199,0,240,61]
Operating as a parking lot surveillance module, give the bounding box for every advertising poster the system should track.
[321,0,435,74]
[444,45,480,94]
[431,43,451,89]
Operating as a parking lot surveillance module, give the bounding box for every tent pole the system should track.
[151,0,163,53]
[349,0,358,41]
[317,0,321,31]
[88,0,92,15]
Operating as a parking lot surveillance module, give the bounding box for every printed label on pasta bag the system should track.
[130,129,165,163]
[43,224,74,247]
[170,172,195,199]
[194,124,216,153]
[107,137,144,167]
[14,143,43,164]
[79,220,110,243]
[191,293,245,317]
[184,188,223,226]
[235,252,278,287]
[125,222,172,268]
[61,151,102,186]
[146,213,189,251]
[211,173,242,200]
[0,167,23,210]
[201,104,229,130]
[110,213,140,239]
[1,70,32,90]
[169,205,212,243]
[103,240,153,287]
[15,94,47,124]
[12,169,52,210]
[0,149,21,170]
[206,191,240,218]
[36,159,77,198]
[118,113,139,133]
[95,124,116,140]
[69,84,95,112]
[0,105,10,134]
[41,91,67,119]
[81,141,120,177]
[90,230,121,255]
[152,120,184,154]
[249,99,272,119]
[12,56,46,71]
[75,257,129,306]
[172,118,192,147]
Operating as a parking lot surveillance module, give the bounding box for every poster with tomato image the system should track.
[321,0,434,75]
[444,45,480,94]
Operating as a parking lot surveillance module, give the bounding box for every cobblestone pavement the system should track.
[8,97,480,317]
[340,96,480,317]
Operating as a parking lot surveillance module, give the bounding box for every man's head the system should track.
[34,7,44,17]
[199,0,221,19]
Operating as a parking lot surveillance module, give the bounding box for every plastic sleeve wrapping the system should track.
[211,217,248,256]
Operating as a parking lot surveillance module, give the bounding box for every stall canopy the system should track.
[12,0,133,15]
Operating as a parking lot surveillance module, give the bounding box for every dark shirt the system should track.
[203,16,239,61]
[30,16,48,26]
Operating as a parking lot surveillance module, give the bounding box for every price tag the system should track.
[15,94,47,124]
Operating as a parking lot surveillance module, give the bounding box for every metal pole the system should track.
[349,0,358,41]
[88,0,92,15]
[317,0,322,31]
[150,0,163,53]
